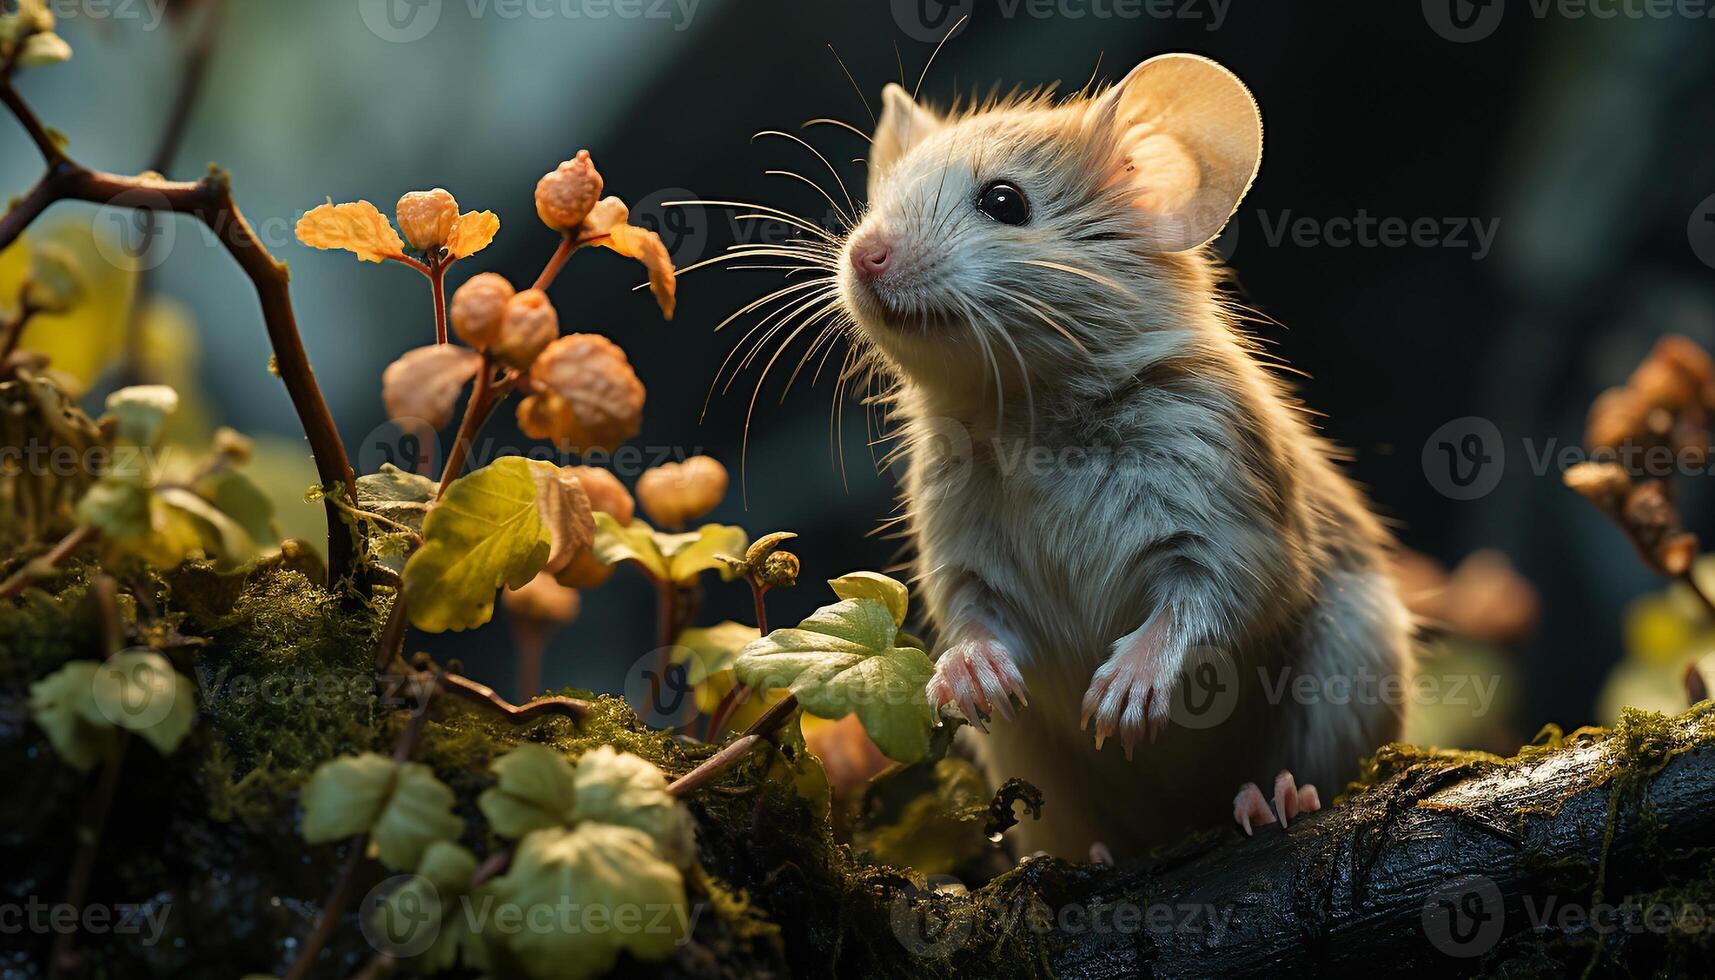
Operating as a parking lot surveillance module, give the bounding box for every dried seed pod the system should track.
[516,334,645,454]
[562,465,634,525]
[758,550,801,589]
[449,272,516,351]
[396,188,460,253]
[1630,356,1701,413]
[1563,460,1634,515]
[1585,387,1651,456]
[493,289,558,370]
[535,150,604,232]
[1652,335,1715,391]
[636,455,728,529]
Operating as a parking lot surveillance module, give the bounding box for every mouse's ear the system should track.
[868,83,940,195]
[1092,54,1262,253]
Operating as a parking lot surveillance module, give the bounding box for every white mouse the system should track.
[831,54,1414,859]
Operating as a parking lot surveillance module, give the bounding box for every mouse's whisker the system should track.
[1007,293,1091,356]
[1010,258,1140,303]
[701,277,836,415]
[801,117,872,143]
[753,130,859,226]
[741,295,849,497]
[764,169,857,232]
[664,199,839,243]
[733,289,840,385]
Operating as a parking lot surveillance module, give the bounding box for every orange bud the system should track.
[535,150,604,232]
[636,455,728,529]
[562,465,634,525]
[516,334,645,454]
[449,272,516,351]
[396,188,460,252]
[494,289,558,370]
[502,571,582,625]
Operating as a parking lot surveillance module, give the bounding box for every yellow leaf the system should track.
[295,200,405,263]
[446,210,500,259]
[3,224,137,387]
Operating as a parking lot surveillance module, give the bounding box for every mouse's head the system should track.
[840,54,1262,401]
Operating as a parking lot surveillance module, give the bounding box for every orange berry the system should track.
[502,571,582,625]
[493,289,559,370]
[636,455,728,529]
[535,150,604,232]
[396,188,460,252]
[516,334,645,454]
[449,272,516,351]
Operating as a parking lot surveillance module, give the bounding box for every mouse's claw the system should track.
[1080,619,1176,757]
[927,635,1028,732]
[1233,770,1321,835]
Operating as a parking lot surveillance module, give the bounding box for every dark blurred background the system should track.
[7,0,1715,742]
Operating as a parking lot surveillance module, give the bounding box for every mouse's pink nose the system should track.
[850,240,894,280]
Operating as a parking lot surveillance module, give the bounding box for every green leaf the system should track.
[105,384,177,446]
[88,649,196,755]
[195,469,279,553]
[159,487,261,571]
[828,571,910,627]
[478,743,578,839]
[403,457,557,633]
[300,754,463,870]
[372,841,482,972]
[735,598,937,763]
[486,824,686,979]
[370,762,466,870]
[591,514,749,585]
[76,477,151,538]
[570,747,696,868]
[356,464,438,534]
[27,662,117,772]
[671,621,759,686]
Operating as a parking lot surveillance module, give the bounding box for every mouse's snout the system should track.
[849,236,894,281]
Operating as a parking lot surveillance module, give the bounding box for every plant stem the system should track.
[667,693,800,798]
[441,672,589,724]
[436,362,512,500]
[430,261,449,345]
[514,619,548,703]
[0,524,98,601]
[286,669,441,980]
[534,233,577,291]
[703,576,769,740]
[0,79,360,585]
[48,576,127,980]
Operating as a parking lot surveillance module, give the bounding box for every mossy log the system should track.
[6,563,1715,978]
[911,707,1715,979]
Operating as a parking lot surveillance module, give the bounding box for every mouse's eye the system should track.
[976,180,1030,225]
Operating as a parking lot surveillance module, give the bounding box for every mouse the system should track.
[828,54,1414,860]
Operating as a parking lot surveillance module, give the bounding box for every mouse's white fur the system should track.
[818,55,1414,859]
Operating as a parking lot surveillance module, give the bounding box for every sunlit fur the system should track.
[702,69,1413,859]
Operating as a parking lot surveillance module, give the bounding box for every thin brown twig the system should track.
[0,78,360,583]
[667,693,799,798]
[440,671,590,724]
[0,524,98,601]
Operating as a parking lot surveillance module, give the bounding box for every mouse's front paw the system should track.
[927,637,1028,733]
[1080,624,1178,759]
